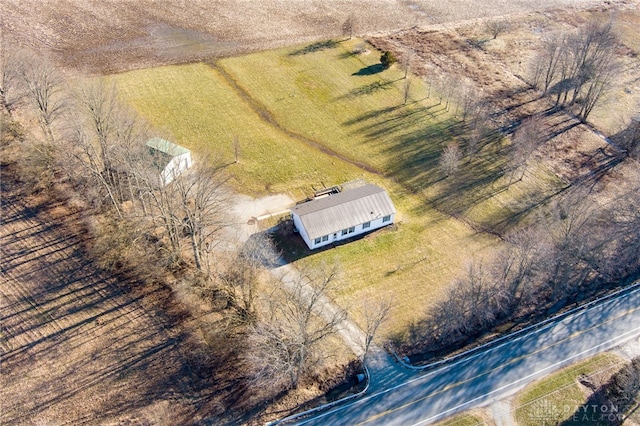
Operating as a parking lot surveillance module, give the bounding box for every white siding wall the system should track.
[291,212,314,249]
[294,213,395,250]
[161,153,192,185]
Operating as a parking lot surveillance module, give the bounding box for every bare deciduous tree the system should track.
[403,76,412,105]
[494,227,542,310]
[508,115,545,183]
[359,294,391,362]
[0,37,24,113]
[435,73,450,106]
[72,80,150,217]
[424,74,433,99]
[530,33,565,93]
[342,14,356,40]
[457,81,477,122]
[623,115,640,157]
[485,20,509,40]
[17,51,67,143]
[540,186,599,300]
[246,263,346,390]
[427,262,509,346]
[465,125,483,158]
[219,232,279,323]
[440,141,462,177]
[171,159,232,271]
[401,48,414,80]
[531,21,618,120]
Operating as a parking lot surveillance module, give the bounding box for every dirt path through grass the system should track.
[211,62,383,176]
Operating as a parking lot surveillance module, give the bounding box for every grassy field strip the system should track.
[434,412,486,426]
[218,39,456,179]
[513,353,625,426]
[210,61,382,176]
[465,160,568,232]
[216,38,569,235]
[111,63,370,197]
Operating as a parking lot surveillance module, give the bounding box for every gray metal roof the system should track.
[146,138,190,156]
[146,138,190,171]
[291,184,396,239]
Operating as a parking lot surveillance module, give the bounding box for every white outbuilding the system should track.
[146,138,193,185]
[290,183,396,250]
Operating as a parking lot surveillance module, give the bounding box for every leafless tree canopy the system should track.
[342,14,356,40]
[530,21,619,120]
[246,264,346,391]
[0,41,25,113]
[485,20,509,40]
[426,262,510,346]
[508,115,545,182]
[440,141,462,177]
[359,294,391,362]
[15,51,67,143]
[218,232,280,323]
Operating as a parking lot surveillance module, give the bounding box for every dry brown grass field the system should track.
[2,0,640,425]
[1,0,621,74]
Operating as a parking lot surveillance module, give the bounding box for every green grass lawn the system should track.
[111,38,564,338]
[111,62,369,197]
[218,39,566,231]
[434,413,487,426]
[292,182,498,337]
[514,353,624,426]
[218,38,456,183]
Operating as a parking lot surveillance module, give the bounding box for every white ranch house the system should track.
[146,138,193,186]
[291,184,396,250]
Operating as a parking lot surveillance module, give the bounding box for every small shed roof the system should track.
[291,184,396,240]
[146,138,191,171]
[146,138,190,156]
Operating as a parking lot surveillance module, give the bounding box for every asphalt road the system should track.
[295,284,640,425]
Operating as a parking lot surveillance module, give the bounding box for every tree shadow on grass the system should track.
[352,64,385,76]
[289,40,339,56]
[336,80,394,100]
[559,358,640,426]
[373,114,512,223]
[268,219,390,264]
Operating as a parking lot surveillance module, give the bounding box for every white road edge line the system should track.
[412,324,640,426]
[294,289,640,425]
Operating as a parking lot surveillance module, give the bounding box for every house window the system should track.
[383,215,391,223]
[322,235,329,242]
[315,237,321,244]
[362,221,371,229]
[348,227,355,233]
[342,229,348,236]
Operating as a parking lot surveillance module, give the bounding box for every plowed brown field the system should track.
[1,0,614,73]
[0,166,209,424]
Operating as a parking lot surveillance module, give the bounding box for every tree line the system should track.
[530,20,619,121]
[393,19,640,358]
[403,166,640,356]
